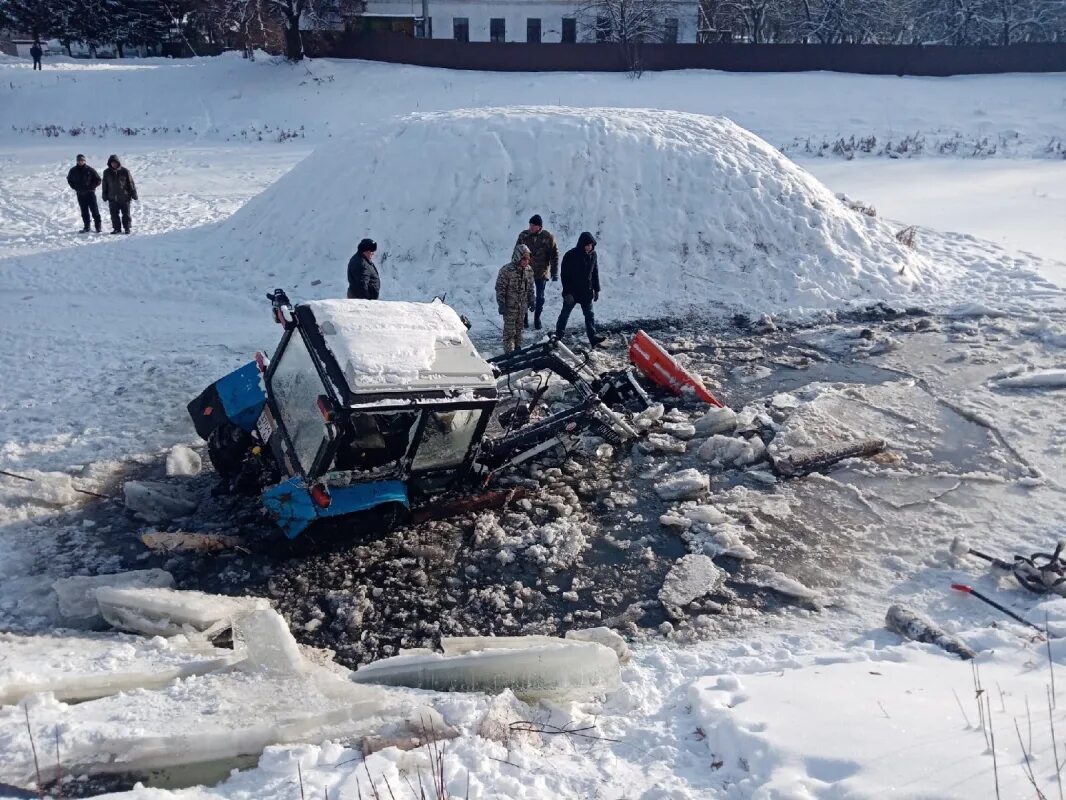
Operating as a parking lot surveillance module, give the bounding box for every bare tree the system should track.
[578,0,678,74]
[262,0,361,60]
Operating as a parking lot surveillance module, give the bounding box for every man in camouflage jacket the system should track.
[515,214,559,330]
[495,243,535,353]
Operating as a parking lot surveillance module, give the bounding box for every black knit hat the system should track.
[358,238,377,253]
[529,214,543,227]
[76,154,85,160]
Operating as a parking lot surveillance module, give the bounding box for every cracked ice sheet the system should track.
[0,667,387,787]
[0,631,240,706]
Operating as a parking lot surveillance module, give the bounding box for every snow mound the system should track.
[218,107,930,319]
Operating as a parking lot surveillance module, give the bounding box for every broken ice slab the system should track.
[352,638,621,699]
[654,468,709,501]
[52,569,175,624]
[659,554,725,608]
[232,609,306,675]
[0,631,241,706]
[0,665,386,788]
[693,407,738,437]
[95,586,272,637]
[564,627,631,664]
[697,434,768,469]
[123,480,198,523]
[743,564,823,605]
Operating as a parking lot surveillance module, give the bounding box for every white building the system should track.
[365,0,701,44]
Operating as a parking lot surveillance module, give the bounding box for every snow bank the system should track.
[217,107,929,322]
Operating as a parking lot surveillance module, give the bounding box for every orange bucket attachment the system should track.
[628,330,723,407]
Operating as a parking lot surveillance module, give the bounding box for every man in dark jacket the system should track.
[347,238,381,299]
[555,231,605,346]
[66,154,102,233]
[101,155,137,234]
[30,41,43,70]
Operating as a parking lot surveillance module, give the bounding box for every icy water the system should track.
[2,310,1006,666]
[5,307,1044,797]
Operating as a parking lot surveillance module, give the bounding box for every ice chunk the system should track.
[995,369,1066,389]
[684,505,730,526]
[0,631,241,705]
[697,434,767,468]
[640,433,687,454]
[165,445,203,477]
[52,569,175,623]
[352,639,621,699]
[693,407,738,437]
[565,627,631,664]
[0,666,385,787]
[233,609,305,675]
[123,480,198,523]
[654,469,709,501]
[95,586,272,637]
[662,422,696,440]
[659,512,693,530]
[440,635,564,657]
[0,469,79,507]
[744,565,822,605]
[659,554,724,608]
[634,403,665,429]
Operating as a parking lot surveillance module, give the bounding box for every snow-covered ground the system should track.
[2,54,1066,799]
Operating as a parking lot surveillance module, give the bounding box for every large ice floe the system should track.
[216,107,933,323]
[0,610,387,787]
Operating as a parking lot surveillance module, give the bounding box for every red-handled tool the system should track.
[951,583,1045,634]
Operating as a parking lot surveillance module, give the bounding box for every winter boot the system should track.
[80,226,90,233]
[590,334,607,347]
[95,222,101,233]
[534,314,542,330]
[110,230,121,235]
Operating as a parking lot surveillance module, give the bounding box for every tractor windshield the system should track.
[412,409,482,471]
[270,331,330,475]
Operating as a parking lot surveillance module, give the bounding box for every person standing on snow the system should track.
[66,154,102,233]
[555,231,606,347]
[515,214,559,331]
[347,238,381,299]
[495,243,535,353]
[101,155,137,234]
[30,41,43,70]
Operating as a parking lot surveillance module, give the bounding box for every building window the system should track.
[664,17,679,43]
[527,18,542,43]
[490,18,505,42]
[561,17,576,43]
[596,15,611,42]
[453,17,469,42]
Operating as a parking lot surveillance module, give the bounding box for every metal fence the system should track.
[302,34,1066,76]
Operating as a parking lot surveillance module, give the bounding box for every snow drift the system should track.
[216,107,930,319]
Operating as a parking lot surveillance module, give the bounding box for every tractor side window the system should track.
[333,411,418,472]
[412,409,481,471]
[270,331,329,475]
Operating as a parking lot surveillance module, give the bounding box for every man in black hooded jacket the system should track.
[66,154,102,233]
[555,231,605,346]
[347,238,381,299]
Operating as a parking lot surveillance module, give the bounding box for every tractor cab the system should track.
[190,292,498,537]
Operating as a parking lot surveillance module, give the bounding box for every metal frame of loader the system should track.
[188,290,651,538]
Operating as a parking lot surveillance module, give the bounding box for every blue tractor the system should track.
[188,290,649,538]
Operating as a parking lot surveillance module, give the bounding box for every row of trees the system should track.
[2,0,1064,61]
[0,0,359,59]
[697,0,1066,45]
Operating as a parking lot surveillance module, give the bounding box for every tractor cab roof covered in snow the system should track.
[294,299,497,405]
